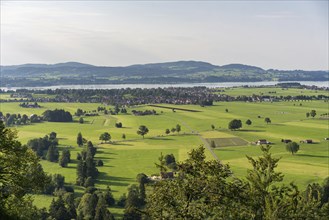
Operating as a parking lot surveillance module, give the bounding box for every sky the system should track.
[1,1,328,70]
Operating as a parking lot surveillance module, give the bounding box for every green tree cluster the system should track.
[99,132,111,143]
[27,135,59,162]
[0,121,48,219]
[1,112,35,126]
[310,109,317,118]
[42,109,73,122]
[144,145,329,219]
[43,174,66,195]
[77,189,115,220]
[75,108,84,116]
[123,184,145,220]
[49,193,77,220]
[76,141,99,187]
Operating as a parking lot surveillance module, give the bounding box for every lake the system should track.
[1,81,328,91]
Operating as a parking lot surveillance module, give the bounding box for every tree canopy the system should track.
[228,119,242,130]
[144,145,328,219]
[137,125,149,138]
[286,141,300,155]
[0,121,48,219]
[310,110,317,118]
[99,132,111,143]
[42,109,73,122]
[265,117,271,124]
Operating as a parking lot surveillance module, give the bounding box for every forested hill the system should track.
[1,61,328,87]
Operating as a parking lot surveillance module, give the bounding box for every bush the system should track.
[96,160,104,166]
[115,122,123,128]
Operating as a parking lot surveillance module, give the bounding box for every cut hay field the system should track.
[1,99,328,217]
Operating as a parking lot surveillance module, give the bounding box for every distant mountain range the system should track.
[1,61,328,87]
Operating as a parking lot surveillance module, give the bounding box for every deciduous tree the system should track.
[228,119,242,130]
[137,125,149,138]
[310,110,317,118]
[286,142,300,155]
[265,117,271,124]
[99,132,111,143]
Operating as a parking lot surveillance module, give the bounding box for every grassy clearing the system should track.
[1,98,328,216]
[206,137,249,147]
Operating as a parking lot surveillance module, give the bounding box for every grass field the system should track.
[1,97,328,217]
[206,137,249,147]
[215,87,329,97]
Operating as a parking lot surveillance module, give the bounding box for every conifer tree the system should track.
[46,145,59,162]
[94,196,115,220]
[103,186,115,206]
[76,160,86,186]
[77,193,98,219]
[77,132,83,147]
[59,149,71,167]
[49,196,70,220]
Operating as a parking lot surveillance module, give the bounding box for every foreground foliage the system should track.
[0,121,48,219]
[145,146,329,219]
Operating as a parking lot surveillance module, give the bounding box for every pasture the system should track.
[215,87,328,97]
[0,98,328,217]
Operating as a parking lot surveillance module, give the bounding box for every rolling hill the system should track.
[1,61,327,87]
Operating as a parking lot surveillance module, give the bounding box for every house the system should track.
[149,175,161,181]
[257,139,269,145]
[281,139,292,143]
[300,139,313,144]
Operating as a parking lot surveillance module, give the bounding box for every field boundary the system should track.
[148,104,202,112]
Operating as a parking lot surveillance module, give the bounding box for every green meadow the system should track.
[216,87,328,97]
[0,97,328,217]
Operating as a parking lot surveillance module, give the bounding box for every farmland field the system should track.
[1,97,328,217]
[215,87,329,97]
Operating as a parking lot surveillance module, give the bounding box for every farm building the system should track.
[257,139,270,145]
[300,139,313,144]
[281,139,292,143]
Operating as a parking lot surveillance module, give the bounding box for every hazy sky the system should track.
[1,1,328,70]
